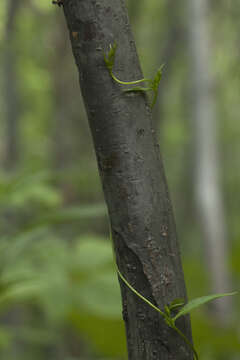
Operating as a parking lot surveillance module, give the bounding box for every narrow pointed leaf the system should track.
[103,42,117,71]
[169,298,185,310]
[173,292,237,321]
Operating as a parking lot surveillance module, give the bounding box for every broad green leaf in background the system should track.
[19,204,107,234]
[0,280,45,310]
[41,203,107,224]
[74,236,112,272]
[0,327,12,350]
[77,271,122,319]
[69,310,126,357]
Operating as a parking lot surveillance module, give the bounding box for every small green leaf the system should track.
[164,305,171,316]
[151,64,164,91]
[168,298,185,310]
[173,292,237,321]
[108,42,117,61]
[103,42,117,72]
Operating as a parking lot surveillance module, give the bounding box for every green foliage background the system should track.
[0,0,239,359]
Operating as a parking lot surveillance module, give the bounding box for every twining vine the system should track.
[48,7,237,353]
[104,42,164,108]
[117,264,236,360]
[103,45,237,359]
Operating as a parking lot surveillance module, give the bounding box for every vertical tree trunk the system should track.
[51,13,87,205]
[188,0,232,324]
[3,0,21,170]
[51,14,71,172]
[60,1,193,358]
[154,0,184,129]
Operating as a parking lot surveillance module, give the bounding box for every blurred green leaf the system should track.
[20,204,107,233]
[191,312,240,355]
[41,203,107,223]
[0,327,12,350]
[77,271,121,318]
[70,310,126,357]
[0,280,45,310]
[74,236,112,272]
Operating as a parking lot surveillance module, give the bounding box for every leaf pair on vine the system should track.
[117,267,237,360]
[104,42,164,108]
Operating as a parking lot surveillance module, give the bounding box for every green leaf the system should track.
[164,305,171,316]
[74,236,113,272]
[104,42,117,72]
[108,42,117,62]
[0,280,45,309]
[168,298,185,310]
[173,292,237,321]
[18,203,106,233]
[40,203,106,224]
[70,311,126,357]
[152,64,164,90]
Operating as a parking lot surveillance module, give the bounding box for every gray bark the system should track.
[188,0,232,324]
[61,1,193,359]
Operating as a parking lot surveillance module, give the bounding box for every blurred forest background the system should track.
[0,0,239,359]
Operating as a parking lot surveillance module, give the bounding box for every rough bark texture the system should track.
[61,1,193,359]
[188,0,232,324]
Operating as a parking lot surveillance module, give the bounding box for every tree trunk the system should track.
[60,1,193,359]
[51,13,71,172]
[188,0,232,324]
[3,0,21,171]
[153,0,184,130]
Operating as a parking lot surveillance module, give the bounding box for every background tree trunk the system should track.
[154,0,184,130]
[61,1,193,359]
[51,13,71,172]
[1,2,23,355]
[3,0,21,171]
[188,0,232,324]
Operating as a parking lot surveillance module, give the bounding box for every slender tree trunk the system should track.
[51,14,71,172]
[188,0,232,324]
[154,0,184,129]
[3,0,21,170]
[51,13,88,205]
[60,1,193,359]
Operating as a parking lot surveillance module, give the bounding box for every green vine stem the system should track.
[116,266,236,360]
[117,267,199,360]
[103,42,164,108]
[111,72,151,86]
[117,268,165,318]
[172,324,199,360]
